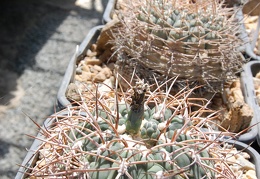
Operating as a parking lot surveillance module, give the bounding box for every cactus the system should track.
[26,79,244,178]
[125,81,148,135]
[112,0,244,92]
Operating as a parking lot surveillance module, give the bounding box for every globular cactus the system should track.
[112,0,244,92]
[26,80,243,179]
[140,121,160,146]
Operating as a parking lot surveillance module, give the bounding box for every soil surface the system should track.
[0,0,107,178]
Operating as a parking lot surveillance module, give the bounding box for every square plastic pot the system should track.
[15,113,260,179]
[241,60,260,146]
[57,25,105,109]
[102,0,116,24]
[236,9,260,60]
[15,111,73,179]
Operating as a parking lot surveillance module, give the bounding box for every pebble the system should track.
[81,71,94,81]
[90,44,97,52]
[226,155,237,164]
[36,158,46,168]
[94,71,107,82]
[98,77,114,94]
[117,124,126,134]
[66,83,81,101]
[93,64,103,72]
[240,152,251,159]
[84,57,102,65]
[39,148,51,159]
[75,66,82,74]
[81,64,90,72]
[236,155,255,171]
[243,170,257,179]
[86,49,97,57]
[102,67,112,78]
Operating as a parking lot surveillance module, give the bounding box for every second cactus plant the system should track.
[112,0,245,92]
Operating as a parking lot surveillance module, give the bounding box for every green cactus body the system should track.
[125,82,148,135]
[169,137,214,179]
[140,121,160,146]
[168,116,186,131]
[125,104,144,135]
[89,160,112,179]
[82,135,101,151]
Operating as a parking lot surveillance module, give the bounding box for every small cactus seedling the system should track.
[111,0,245,92]
[125,81,148,135]
[23,78,251,179]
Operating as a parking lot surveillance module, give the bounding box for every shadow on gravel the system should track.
[0,140,10,158]
[0,0,107,110]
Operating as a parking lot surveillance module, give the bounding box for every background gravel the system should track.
[0,0,107,178]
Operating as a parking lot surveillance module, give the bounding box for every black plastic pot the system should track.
[57,25,104,109]
[224,139,260,179]
[102,0,116,24]
[15,111,71,179]
[241,61,260,146]
[16,114,260,179]
[236,9,260,60]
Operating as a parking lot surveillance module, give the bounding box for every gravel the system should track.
[0,0,107,178]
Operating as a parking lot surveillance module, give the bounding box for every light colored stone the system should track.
[98,78,114,94]
[36,159,46,168]
[81,64,90,72]
[86,49,97,57]
[237,155,255,171]
[240,152,251,160]
[226,155,237,164]
[255,72,260,79]
[117,124,126,134]
[81,71,94,82]
[94,72,107,82]
[89,65,98,74]
[66,83,81,101]
[102,67,112,78]
[243,170,257,179]
[230,164,240,174]
[84,57,102,66]
[90,44,97,52]
[74,75,83,82]
[39,149,51,159]
[93,64,103,72]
